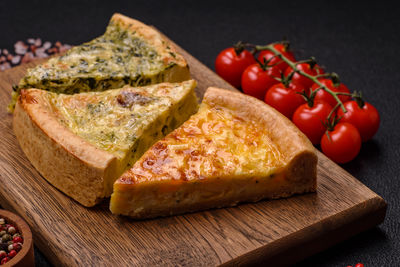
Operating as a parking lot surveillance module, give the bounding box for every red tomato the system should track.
[265,82,306,119]
[257,43,296,72]
[337,101,380,142]
[284,63,317,89]
[292,101,333,145]
[321,122,361,163]
[215,47,256,88]
[241,64,280,100]
[312,79,351,107]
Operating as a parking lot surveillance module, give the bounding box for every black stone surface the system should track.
[0,1,399,266]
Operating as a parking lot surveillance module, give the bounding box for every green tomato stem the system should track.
[255,44,348,113]
[328,102,341,121]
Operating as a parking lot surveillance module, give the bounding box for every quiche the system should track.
[13,80,198,207]
[9,13,190,111]
[110,87,318,219]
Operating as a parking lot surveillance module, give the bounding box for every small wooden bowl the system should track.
[0,209,34,267]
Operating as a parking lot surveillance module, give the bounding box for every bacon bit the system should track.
[117,91,153,107]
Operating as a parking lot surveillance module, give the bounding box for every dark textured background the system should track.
[1,0,399,266]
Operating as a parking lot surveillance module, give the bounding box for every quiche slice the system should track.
[13,80,198,207]
[9,13,190,111]
[110,87,318,219]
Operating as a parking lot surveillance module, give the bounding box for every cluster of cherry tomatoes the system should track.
[215,42,380,164]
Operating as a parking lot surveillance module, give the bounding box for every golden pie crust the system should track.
[110,87,318,219]
[13,81,198,207]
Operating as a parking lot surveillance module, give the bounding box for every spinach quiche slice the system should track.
[110,87,318,219]
[9,13,190,111]
[13,80,198,207]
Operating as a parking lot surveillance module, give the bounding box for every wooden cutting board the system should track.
[0,38,386,266]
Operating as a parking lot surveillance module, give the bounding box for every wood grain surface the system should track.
[0,40,387,266]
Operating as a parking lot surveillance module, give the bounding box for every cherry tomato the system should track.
[215,47,256,88]
[337,101,380,142]
[292,101,333,145]
[284,63,318,90]
[312,79,351,108]
[241,64,280,100]
[257,43,296,72]
[321,122,361,163]
[265,82,306,119]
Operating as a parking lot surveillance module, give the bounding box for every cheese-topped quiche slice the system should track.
[9,13,190,111]
[110,87,317,219]
[13,80,198,207]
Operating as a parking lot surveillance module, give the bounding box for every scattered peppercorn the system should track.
[8,250,16,259]
[0,257,9,265]
[13,243,22,252]
[13,236,23,244]
[0,38,71,71]
[1,234,10,243]
[7,226,16,235]
[0,216,24,265]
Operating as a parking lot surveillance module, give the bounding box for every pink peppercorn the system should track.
[8,250,17,258]
[0,257,9,265]
[12,243,22,252]
[13,236,23,244]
